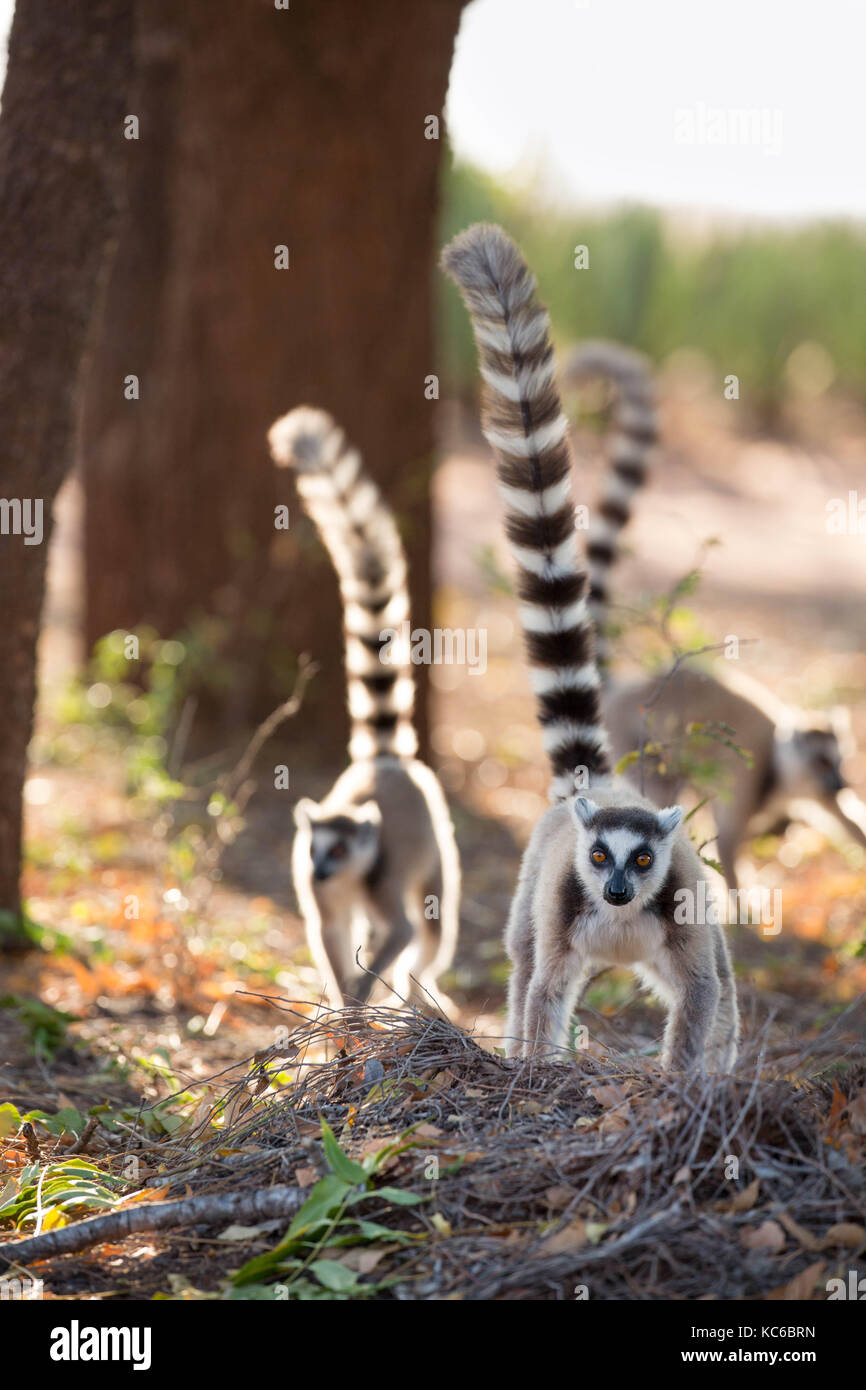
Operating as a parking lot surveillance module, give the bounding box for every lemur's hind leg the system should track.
[706,923,739,1072]
[405,861,459,1017]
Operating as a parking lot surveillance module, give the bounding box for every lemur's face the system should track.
[787,727,847,799]
[293,799,381,883]
[572,798,683,909]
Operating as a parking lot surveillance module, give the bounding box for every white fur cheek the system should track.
[573,858,608,908]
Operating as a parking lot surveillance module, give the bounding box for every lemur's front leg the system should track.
[351,886,416,1004]
[504,872,536,1058]
[523,953,589,1060]
[656,940,720,1072]
[305,895,356,1009]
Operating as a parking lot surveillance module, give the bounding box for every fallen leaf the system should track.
[189,1091,215,1134]
[741,1220,785,1253]
[328,1245,393,1274]
[823,1222,866,1249]
[765,1260,825,1301]
[122,1185,171,1205]
[217,1223,270,1241]
[589,1083,628,1108]
[537,1217,588,1255]
[824,1080,848,1133]
[294,1165,318,1188]
[848,1087,866,1137]
[414,1123,443,1139]
[727,1178,760,1213]
[430,1213,452,1238]
[673,1166,691,1185]
[544,1185,574,1210]
[777,1209,822,1251]
[598,1110,630,1134]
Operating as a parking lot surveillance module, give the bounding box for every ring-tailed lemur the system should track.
[268,407,460,1012]
[442,225,738,1070]
[565,342,866,889]
[565,340,658,672]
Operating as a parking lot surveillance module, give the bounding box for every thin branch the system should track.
[222,653,318,801]
[0,1183,306,1271]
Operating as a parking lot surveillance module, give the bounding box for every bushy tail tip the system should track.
[440,222,535,310]
[268,405,344,473]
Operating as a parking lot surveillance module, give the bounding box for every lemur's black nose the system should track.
[604,877,632,905]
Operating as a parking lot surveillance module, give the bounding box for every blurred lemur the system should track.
[268,408,459,1011]
[443,224,738,1070]
[564,340,866,889]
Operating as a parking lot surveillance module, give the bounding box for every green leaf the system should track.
[230,1247,302,1286]
[0,1103,21,1138]
[355,1218,398,1240]
[320,1120,367,1185]
[286,1173,351,1239]
[356,1220,419,1245]
[358,1186,425,1207]
[614,749,641,775]
[309,1259,359,1292]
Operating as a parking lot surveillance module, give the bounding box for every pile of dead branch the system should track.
[2,1001,865,1300]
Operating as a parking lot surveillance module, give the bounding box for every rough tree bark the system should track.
[0,0,134,933]
[82,0,465,757]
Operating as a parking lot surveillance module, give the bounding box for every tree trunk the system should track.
[0,0,133,934]
[82,0,465,760]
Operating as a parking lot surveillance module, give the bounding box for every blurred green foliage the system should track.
[438,158,866,413]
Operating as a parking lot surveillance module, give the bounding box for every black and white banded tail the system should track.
[442,223,610,800]
[268,407,417,762]
[565,340,657,670]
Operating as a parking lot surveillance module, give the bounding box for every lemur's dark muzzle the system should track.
[604,870,633,906]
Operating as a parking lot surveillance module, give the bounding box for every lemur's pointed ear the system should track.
[294,797,318,829]
[571,797,600,829]
[657,805,684,835]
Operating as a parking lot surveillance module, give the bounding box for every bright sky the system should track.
[2,0,864,222]
[446,0,866,221]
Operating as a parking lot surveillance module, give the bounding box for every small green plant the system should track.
[0,1155,127,1231]
[0,995,75,1059]
[230,1120,426,1299]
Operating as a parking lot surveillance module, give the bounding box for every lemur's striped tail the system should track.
[442,224,610,799]
[268,407,417,762]
[565,340,657,670]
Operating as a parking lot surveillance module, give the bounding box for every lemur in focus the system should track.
[268,408,460,1012]
[442,224,738,1070]
[565,340,866,889]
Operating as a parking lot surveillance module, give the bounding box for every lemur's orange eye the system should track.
[591,849,607,865]
[635,853,652,869]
